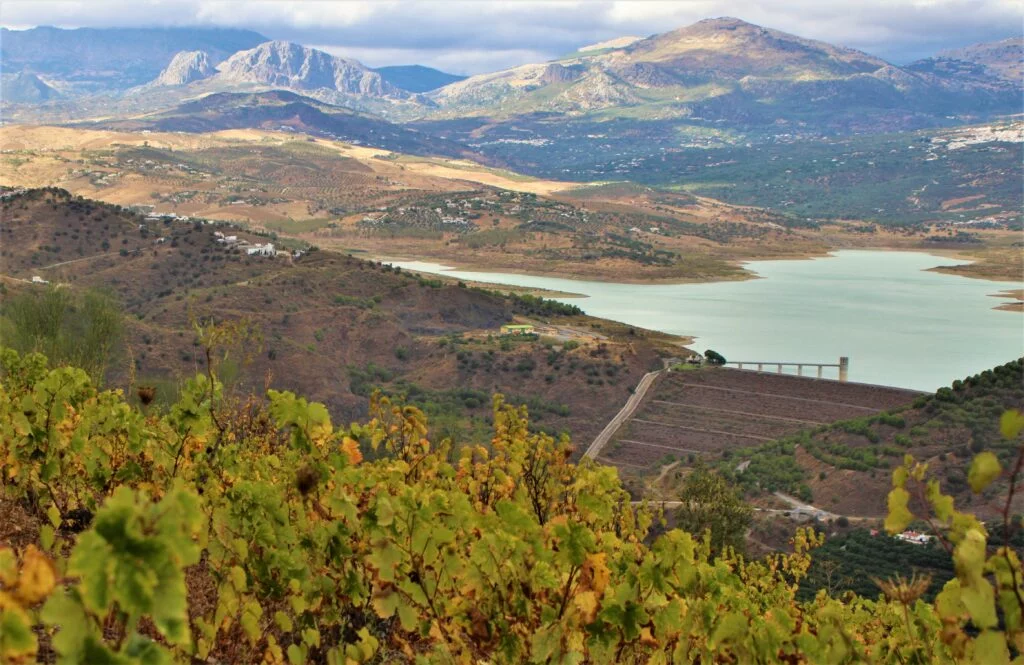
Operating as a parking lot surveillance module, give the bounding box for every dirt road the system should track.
[584,368,663,460]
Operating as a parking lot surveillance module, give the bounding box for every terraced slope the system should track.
[604,368,921,469]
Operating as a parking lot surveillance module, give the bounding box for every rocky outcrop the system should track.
[213,41,405,99]
[151,50,215,86]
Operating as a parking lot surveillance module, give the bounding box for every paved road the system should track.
[583,367,663,460]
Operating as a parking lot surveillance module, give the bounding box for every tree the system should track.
[704,349,727,365]
[1,286,122,384]
[675,462,753,555]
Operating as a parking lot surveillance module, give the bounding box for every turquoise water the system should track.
[390,251,1023,391]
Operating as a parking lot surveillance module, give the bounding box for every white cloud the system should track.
[313,45,552,75]
[1,0,1020,72]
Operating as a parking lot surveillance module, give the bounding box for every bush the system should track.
[0,347,1020,664]
[704,349,727,365]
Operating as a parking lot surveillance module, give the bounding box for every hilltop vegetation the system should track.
[0,347,1022,663]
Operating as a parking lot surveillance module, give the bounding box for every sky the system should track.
[1,0,1021,74]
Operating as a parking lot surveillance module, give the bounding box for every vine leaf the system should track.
[967,452,1001,494]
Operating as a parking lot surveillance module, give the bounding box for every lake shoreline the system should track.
[385,250,1023,392]
[386,250,1023,391]
[990,289,1024,313]
[374,244,1022,296]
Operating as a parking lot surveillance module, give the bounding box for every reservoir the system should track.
[389,250,1023,392]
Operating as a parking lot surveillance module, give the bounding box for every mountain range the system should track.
[0,19,1020,155]
[428,17,1019,120]
[86,90,485,160]
[0,26,268,91]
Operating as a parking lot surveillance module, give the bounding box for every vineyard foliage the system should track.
[0,346,1022,664]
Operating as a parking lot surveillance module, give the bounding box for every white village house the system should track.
[246,243,276,257]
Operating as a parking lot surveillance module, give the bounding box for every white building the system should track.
[895,530,934,546]
[246,243,276,257]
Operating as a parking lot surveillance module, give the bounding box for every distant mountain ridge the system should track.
[939,37,1023,82]
[0,18,1019,147]
[374,65,466,92]
[1,72,61,103]
[0,26,267,90]
[428,17,1019,119]
[85,90,481,160]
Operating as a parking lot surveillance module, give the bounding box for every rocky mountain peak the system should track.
[214,40,405,99]
[152,50,215,86]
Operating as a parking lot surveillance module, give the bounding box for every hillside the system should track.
[0,188,675,445]
[87,91,480,159]
[939,36,1023,82]
[0,72,60,103]
[375,64,466,92]
[727,359,1024,519]
[0,125,854,283]
[438,116,1023,234]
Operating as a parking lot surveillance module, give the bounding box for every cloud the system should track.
[1,0,1020,72]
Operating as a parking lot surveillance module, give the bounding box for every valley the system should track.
[2,123,1020,286]
[1,11,1023,663]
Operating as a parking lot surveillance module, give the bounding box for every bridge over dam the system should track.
[725,356,849,381]
[591,365,923,472]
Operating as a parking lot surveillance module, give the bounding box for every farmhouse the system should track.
[246,243,276,257]
[894,530,934,546]
[500,324,535,336]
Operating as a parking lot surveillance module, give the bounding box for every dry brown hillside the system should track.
[0,188,678,444]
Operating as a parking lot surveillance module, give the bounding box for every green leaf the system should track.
[967,452,1001,493]
[972,629,1009,665]
[884,487,912,534]
[960,582,998,630]
[999,409,1024,440]
[710,612,748,646]
[229,565,247,592]
[396,603,418,632]
[287,643,306,665]
[39,524,56,552]
[46,504,62,529]
[274,611,294,633]
[0,609,37,660]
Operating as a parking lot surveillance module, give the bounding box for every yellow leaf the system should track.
[884,487,913,534]
[341,437,363,465]
[968,452,1001,494]
[574,590,599,623]
[581,552,610,595]
[14,546,56,605]
[999,410,1024,440]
